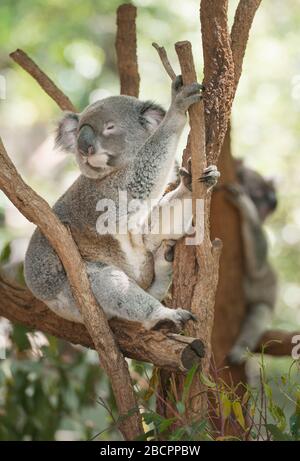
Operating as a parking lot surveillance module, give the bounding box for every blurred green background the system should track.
[0,0,299,440]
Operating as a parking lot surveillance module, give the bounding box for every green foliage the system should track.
[0,324,112,441]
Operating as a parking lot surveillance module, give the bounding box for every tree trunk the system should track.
[210,126,247,386]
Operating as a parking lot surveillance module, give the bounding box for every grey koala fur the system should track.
[227,160,278,364]
[24,76,219,331]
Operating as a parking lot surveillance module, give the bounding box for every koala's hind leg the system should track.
[228,303,272,365]
[47,261,196,331]
[147,240,175,301]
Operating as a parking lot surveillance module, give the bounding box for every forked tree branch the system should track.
[10,49,76,112]
[116,4,140,97]
[152,43,176,80]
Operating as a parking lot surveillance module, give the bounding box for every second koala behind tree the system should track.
[24,77,219,331]
[227,160,278,364]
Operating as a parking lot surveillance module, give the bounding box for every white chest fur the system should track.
[115,233,152,285]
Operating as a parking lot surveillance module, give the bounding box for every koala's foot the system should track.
[227,345,249,365]
[224,183,256,219]
[145,306,197,332]
[199,165,220,192]
[147,240,176,302]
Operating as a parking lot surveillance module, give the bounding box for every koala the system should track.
[24,76,220,331]
[226,160,277,364]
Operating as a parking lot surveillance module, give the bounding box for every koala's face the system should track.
[56,96,165,179]
[236,162,277,222]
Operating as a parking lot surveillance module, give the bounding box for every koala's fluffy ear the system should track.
[55,112,79,153]
[139,101,166,133]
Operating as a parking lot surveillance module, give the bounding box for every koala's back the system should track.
[24,174,154,302]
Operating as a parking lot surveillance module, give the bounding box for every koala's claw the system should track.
[174,308,198,328]
[198,165,220,192]
[172,77,203,113]
[179,166,192,190]
[172,75,183,93]
[156,239,176,263]
[150,308,197,332]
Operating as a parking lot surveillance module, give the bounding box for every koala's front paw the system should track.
[199,165,220,192]
[148,306,197,332]
[171,75,204,114]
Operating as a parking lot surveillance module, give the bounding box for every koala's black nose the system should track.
[77,125,96,156]
[268,192,277,211]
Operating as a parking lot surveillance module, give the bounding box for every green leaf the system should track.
[290,413,300,439]
[220,392,232,419]
[0,242,11,263]
[158,417,176,433]
[267,424,293,441]
[232,401,246,430]
[269,404,286,431]
[176,401,185,415]
[11,324,31,352]
[182,363,199,402]
[143,368,159,402]
[199,372,216,388]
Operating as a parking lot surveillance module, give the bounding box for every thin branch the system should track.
[174,40,222,421]
[255,330,300,357]
[231,0,262,90]
[0,138,142,440]
[152,43,176,80]
[115,4,140,97]
[175,41,206,210]
[10,49,76,112]
[0,273,205,371]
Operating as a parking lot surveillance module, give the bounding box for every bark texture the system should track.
[174,41,222,420]
[116,4,140,97]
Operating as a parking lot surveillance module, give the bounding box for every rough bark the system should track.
[10,49,76,112]
[0,273,204,371]
[174,41,222,420]
[115,4,140,97]
[200,0,235,164]
[0,138,143,440]
[231,0,262,89]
